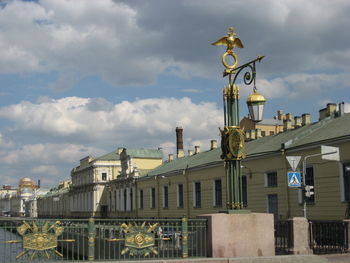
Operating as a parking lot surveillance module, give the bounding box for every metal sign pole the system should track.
[301,149,338,218]
[302,158,307,218]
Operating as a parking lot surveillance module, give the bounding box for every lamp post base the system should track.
[198,212,275,257]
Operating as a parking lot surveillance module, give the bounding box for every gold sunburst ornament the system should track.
[109,222,160,257]
[6,221,74,260]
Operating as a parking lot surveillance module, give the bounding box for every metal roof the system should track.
[96,151,120,161]
[145,113,350,177]
[124,149,163,159]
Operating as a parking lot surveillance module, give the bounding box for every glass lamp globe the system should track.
[246,90,266,122]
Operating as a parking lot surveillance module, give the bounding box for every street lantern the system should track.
[212,27,265,211]
[247,89,265,122]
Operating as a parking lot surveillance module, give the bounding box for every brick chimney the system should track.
[194,146,201,154]
[319,103,337,121]
[277,110,284,120]
[285,113,293,121]
[175,127,184,158]
[250,129,256,140]
[283,119,292,131]
[210,140,217,150]
[245,131,250,140]
[294,116,302,128]
[327,103,337,116]
[339,102,345,117]
[302,113,311,126]
[319,108,327,121]
[255,129,262,138]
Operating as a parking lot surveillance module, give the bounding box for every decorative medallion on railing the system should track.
[6,221,74,260]
[109,222,161,257]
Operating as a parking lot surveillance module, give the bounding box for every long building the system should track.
[38,102,350,220]
[0,185,17,216]
[37,147,163,218]
[109,102,350,220]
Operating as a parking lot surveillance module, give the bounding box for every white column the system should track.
[116,189,119,211]
[126,188,130,211]
[93,189,96,212]
[87,191,90,211]
[121,189,125,211]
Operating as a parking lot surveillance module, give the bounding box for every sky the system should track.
[0,0,349,187]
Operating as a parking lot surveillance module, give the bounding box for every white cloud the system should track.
[0,96,223,186]
[0,96,223,148]
[0,175,20,186]
[0,142,104,165]
[0,0,170,86]
[0,0,349,86]
[240,72,349,99]
[0,133,14,148]
[181,89,202,94]
[31,165,59,176]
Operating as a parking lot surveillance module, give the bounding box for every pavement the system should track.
[66,254,350,263]
[321,254,350,263]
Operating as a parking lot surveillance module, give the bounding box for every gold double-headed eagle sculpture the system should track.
[212,26,243,73]
[212,26,244,51]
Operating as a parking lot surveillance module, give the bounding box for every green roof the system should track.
[125,149,163,159]
[96,151,120,161]
[145,113,350,177]
[145,148,221,177]
[95,148,163,161]
[41,186,70,198]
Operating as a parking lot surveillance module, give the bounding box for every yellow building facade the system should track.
[109,107,350,220]
[37,147,163,218]
[37,103,349,221]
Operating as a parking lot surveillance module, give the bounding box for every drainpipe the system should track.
[183,166,190,218]
[157,177,160,218]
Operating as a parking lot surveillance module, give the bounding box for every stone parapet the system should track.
[198,213,274,258]
[291,217,312,255]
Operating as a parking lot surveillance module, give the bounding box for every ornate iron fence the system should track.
[274,220,293,255]
[0,217,207,262]
[309,220,348,254]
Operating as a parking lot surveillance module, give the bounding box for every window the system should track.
[305,166,315,204]
[261,131,266,137]
[139,189,144,209]
[266,172,277,187]
[102,173,107,181]
[193,182,201,208]
[343,162,350,202]
[163,186,169,208]
[177,184,184,208]
[269,131,274,136]
[213,179,222,207]
[150,188,156,209]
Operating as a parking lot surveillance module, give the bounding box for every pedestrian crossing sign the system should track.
[287,171,301,187]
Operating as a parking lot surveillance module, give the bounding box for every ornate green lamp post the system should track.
[212,27,266,211]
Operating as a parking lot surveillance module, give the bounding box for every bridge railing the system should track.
[0,217,207,262]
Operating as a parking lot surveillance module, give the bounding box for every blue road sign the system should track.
[287,171,301,187]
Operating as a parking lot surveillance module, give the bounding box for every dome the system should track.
[19,178,35,188]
